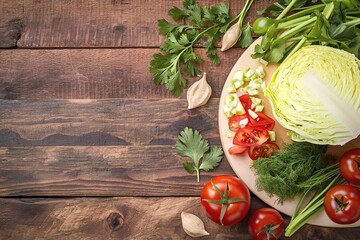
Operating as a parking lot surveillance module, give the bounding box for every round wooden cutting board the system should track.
[218,38,360,227]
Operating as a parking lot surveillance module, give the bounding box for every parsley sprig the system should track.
[150,0,232,96]
[176,127,223,182]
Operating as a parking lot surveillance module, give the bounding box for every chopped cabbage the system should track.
[266,45,360,145]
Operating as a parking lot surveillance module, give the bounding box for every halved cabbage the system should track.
[266,45,360,145]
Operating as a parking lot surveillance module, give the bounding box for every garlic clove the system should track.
[221,23,241,52]
[181,212,210,238]
[187,73,212,110]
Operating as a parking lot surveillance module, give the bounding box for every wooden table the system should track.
[0,0,359,239]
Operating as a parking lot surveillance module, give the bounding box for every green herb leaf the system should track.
[251,142,329,203]
[150,0,234,96]
[176,127,223,182]
[199,146,223,171]
[176,127,209,166]
[169,6,187,21]
[158,19,177,35]
[237,23,253,48]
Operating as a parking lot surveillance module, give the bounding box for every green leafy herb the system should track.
[252,0,360,63]
[285,165,343,237]
[251,141,330,203]
[150,0,254,96]
[176,127,223,182]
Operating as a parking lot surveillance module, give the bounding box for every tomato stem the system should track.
[202,181,247,225]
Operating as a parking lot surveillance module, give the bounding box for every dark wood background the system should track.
[0,0,359,239]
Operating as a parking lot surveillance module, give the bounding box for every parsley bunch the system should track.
[252,0,360,63]
[150,0,253,97]
[176,127,223,182]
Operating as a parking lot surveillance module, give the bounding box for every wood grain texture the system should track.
[0,48,243,99]
[0,146,234,196]
[0,99,220,145]
[1,197,358,240]
[0,0,274,48]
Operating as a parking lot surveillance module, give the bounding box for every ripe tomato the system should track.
[200,175,251,225]
[248,112,275,130]
[249,142,279,160]
[239,93,254,112]
[324,184,360,224]
[228,145,248,155]
[248,208,285,240]
[228,114,249,132]
[339,148,360,185]
[233,126,269,147]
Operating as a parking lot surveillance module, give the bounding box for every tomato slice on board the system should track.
[239,94,254,112]
[248,142,279,160]
[248,112,275,130]
[233,126,269,147]
[228,114,249,132]
[228,145,248,155]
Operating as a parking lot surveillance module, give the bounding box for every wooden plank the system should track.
[1,197,358,240]
[0,146,234,196]
[0,0,275,48]
[0,99,221,145]
[0,48,244,99]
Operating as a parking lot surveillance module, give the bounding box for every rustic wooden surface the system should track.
[0,0,359,239]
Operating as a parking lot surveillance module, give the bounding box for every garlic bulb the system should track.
[221,23,241,51]
[186,73,212,109]
[181,212,209,238]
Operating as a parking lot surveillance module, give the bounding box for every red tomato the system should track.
[228,145,248,155]
[248,142,279,160]
[228,114,249,132]
[233,126,269,147]
[239,93,254,112]
[324,184,360,224]
[339,148,360,185]
[248,208,285,240]
[200,175,251,225]
[248,112,275,130]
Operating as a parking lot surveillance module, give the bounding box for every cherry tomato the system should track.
[248,208,285,240]
[252,17,276,36]
[228,114,249,132]
[248,112,276,130]
[324,184,360,224]
[339,148,360,185]
[249,142,279,160]
[239,93,254,112]
[233,126,269,147]
[200,175,251,225]
[228,145,248,155]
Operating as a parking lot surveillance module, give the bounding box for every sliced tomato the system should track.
[248,112,275,130]
[248,142,279,160]
[228,114,249,132]
[239,94,254,112]
[233,126,269,147]
[228,145,248,155]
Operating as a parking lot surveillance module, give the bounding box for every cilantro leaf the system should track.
[158,19,176,35]
[169,6,186,21]
[176,127,223,182]
[199,146,223,171]
[176,127,209,165]
[237,23,253,48]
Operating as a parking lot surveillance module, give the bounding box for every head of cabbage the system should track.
[265,45,360,145]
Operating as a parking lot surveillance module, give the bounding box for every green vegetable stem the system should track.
[285,170,344,237]
[252,0,360,63]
